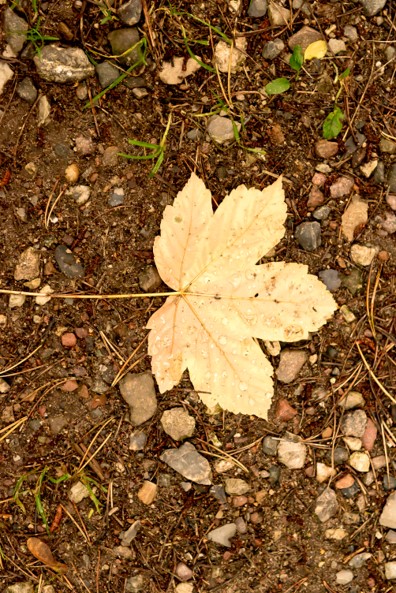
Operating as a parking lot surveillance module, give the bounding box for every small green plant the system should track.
[119,113,173,177]
[26,17,59,53]
[264,45,303,96]
[322,67,350,139]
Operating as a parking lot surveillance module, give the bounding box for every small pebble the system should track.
[175,562,193,582]
[65,163,79,184]
[262,436,279,456]
[349,452,370,473]
[61,332,77,347]
[336,569,354,585]
[295,221,321,251]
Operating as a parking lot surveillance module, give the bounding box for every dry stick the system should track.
[44,183,66,228]
[356,343,396,405]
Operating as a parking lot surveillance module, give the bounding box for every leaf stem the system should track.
[0,289,178,299]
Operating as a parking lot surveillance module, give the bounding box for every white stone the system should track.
[35,284,53,305]
[360,159,378,178]
[0,60,14,94]
[338,391,365,409]
[385,562,396,580]
[348,452,370,473]
[343,437,362,451]
[37,95,51,126]
[175,583,194,593]
[380,492,396,529]
[69,481,90,503]
[208,523,237,547]
[350,244,377,266]
[0,378,11,393]
[214,37,247,73]
[278,437,307,469]
[325,528,348,540]
[159,57,201,85]
[328,39,347,54]
[316,462,336,483]
[336,569,354,585]
[207,115,240,144]
[224,478,250,495]
[268,2,290,26]
[9,294,26,308]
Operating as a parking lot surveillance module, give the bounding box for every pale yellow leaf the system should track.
[147,174,337,419]
[304,40,327,61]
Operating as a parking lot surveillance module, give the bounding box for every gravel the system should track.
[34,46,95,82]
[119,372,157,426]
[160,442,212,485]
[295,221,321,251]
[207,523,237,547]
[314,488,339,522]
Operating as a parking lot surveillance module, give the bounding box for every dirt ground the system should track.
[0,1,395,592]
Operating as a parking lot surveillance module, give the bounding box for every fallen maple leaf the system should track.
[147,174,337,419]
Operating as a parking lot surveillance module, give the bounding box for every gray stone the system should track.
[314,488,338,522]
[336,570,354,585]
[359,0,387,17]
[124,75,146,89]
[129,431,147,451]
[348,552,372,568]
[108,28,141,66]
[295,221,321,251]
[54,245,85,279]
[14,247,40,281]
[16,77,38,103]
[277,436,306,469]
[95,61,120,88]
[224,478,250,495]
[160,442,212,485]
[340,268,363,295]
[118,0,142,25]
[268,3,290,26]
[269,465,281,484]
[341,410,367,437]
[120,520,141,545]
[207,523,237,547]
[388,164,396,193]
[288,26,323,52]
[380,492,396,528]
[383,475,396,491]
[108,187,125,207]
[210,485,227,503]
[4,583,34,593]
[276,349,307,383]
[381,211,396,234]
[138,266,162,292]
[248,0,268,17]
[161,408,196,441]
[119,372,157,426]
[373,160,385,183]
[4,8,28,54]
[34,46,95,83]
[262,39,285,60]
[48,414,71,435]
[379,138,396,154]
[262,435,279,456]
[385,530,396,543]
[0,61,14,95]
[331,446,349,465]
[207,115,240,144]
[344,25,358,41]
[385,562,396,580]
[318,269,341,292]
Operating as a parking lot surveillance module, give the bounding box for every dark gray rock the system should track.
[262,435,279,456]
[119,372,157,426]
[95,61,120,88]
[295,222,321,251]
[108,187,125,207]
[288,26,323,52]
[313,206,331,221]
[340,269,363,295]
[54,245,85,278]
[383,475,396,491]
[107,28,141,66]
[248,0,268,17]
[138,266,162,292]
[318,269,341,292]
[160,442,212,485]
[359,0,387,16]
[373,160,385,184]
[118,0,142,25]
[262,39,285,60]
[34,46,95,83]
[268,465,281,485]
[16,77,37,103]
[4,8,28,54]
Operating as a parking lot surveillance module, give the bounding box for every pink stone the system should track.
[315,139,339,159]
[232,496,248,507]
[307,186,325,209]
[330,176,354,198]
[312,172,326,187]
[61,332,77,347]
[362,418,377,452]
[335,474,355,489]
[61,379,78,392]
[275,398,297,421]
[75,327,88,338]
